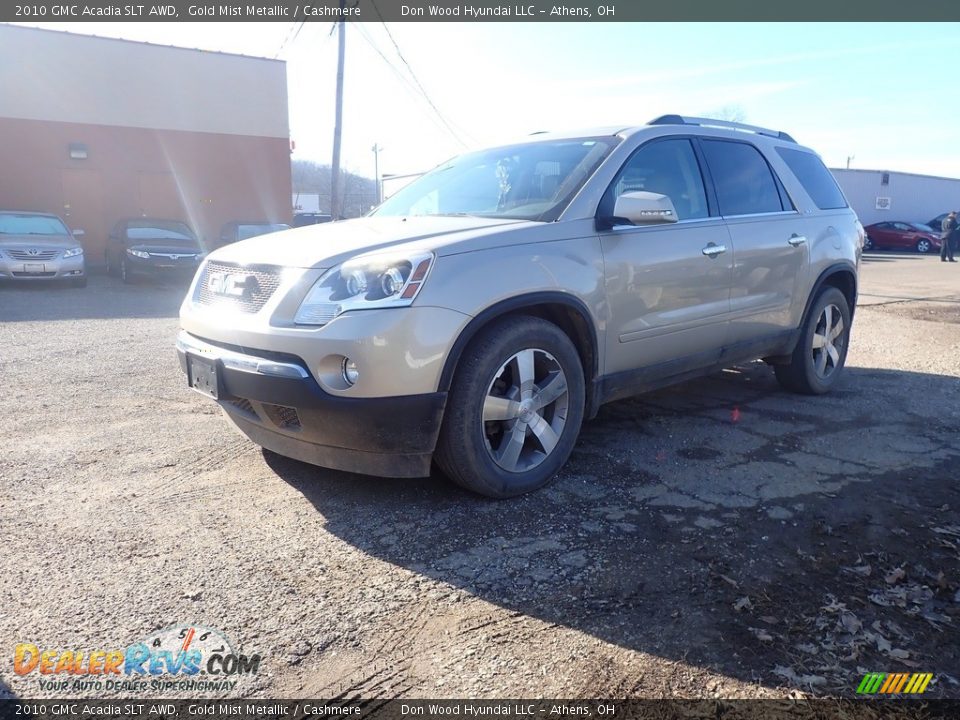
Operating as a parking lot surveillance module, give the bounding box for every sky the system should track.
[12,21,960,184]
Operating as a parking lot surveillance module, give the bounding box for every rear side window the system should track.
[701,140,784,216]
[776,147,848,210]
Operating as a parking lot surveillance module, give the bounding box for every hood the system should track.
[206,216,538,269]
[0,234,76,249]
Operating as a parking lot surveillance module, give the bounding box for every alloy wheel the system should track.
[482,348,569,473]
[811,303,845,380]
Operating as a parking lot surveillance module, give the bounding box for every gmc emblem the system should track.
[208,271,259,298]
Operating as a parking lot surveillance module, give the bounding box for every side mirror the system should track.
[611,191,679,226]
[72,228,86,237]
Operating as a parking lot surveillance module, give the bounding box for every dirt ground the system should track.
[1,250,958,700]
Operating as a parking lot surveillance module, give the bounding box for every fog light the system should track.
[341,358,359,386]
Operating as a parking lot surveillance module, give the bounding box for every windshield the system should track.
[0,214,70,236]
[909,223,935,232]
[372,137,620,222]
[237,223,289,240]
[126,220,196,241]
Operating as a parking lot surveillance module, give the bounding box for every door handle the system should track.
[788,234,807,247]
[702,243,727,257]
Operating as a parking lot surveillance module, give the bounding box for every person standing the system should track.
[941,211,957,262]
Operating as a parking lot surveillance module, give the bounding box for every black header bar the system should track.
[3,0,960,22]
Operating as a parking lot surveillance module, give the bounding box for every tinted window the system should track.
[237,223,289,240]
[0,214,69,235]
[701,140,783,216]
[605,139,709,221]
[776,147,847,210]
[126,220,195,241]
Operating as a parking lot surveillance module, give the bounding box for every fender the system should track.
[793,261,859,346]
[437,291,600,396]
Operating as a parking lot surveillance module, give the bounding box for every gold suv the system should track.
[177,116,862,497]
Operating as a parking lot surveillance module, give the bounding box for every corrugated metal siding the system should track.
[831,169,960,226]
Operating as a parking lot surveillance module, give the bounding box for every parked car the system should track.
[0,210,86,287]
[217,221,290,249]
[292,212,332,228]
[863,221,941,253]
[106,218,205,283]
[926,213,951,233]
[177,115,861,498]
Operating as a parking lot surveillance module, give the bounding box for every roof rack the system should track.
[648,115,796,143]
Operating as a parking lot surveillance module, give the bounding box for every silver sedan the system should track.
[0,211,87,287]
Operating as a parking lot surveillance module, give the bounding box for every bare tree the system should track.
[291,160,377,218]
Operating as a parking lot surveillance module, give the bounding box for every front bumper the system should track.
[0,254,85,280]
[176,331,447,478]
[126,253,202,276]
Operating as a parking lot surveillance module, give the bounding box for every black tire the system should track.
[120,257,134,284]
[775,287,851,395]
[916,238,932,254]
[435,315,585,498]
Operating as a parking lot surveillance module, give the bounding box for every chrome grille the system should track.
[262,403,301,430]
[196,262,282,314]
[6,249,60,261]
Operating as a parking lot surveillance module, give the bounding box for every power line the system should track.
[273,21,305,59]
[368,0,470,147]
[352,22,467,148]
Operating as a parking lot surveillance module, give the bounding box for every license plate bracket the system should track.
[23,263,44,273]
[187,354,220,399]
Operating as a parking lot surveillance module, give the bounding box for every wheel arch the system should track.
[799,263,858,332]
[437,292,600,414]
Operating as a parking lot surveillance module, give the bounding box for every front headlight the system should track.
[295,251,434,326]
[63,247,84,258]
[127,248,150,259]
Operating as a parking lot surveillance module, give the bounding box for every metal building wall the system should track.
[831,169,960,226]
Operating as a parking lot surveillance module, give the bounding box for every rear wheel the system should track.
[775,287,851,395]
[916,238,932,253]
[436,316,585,498]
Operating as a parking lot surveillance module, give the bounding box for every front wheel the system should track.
[916,238,932,254]
[775,287,852,395]
[435,316,585,498]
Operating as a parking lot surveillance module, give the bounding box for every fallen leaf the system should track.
[886,567,906,585]
[774,665,827,686]
[844,564,872,577]
[733,596,752,612]
[840,611,862,634]
[750,627,774,642]
[717,573,739,589]
[889,648,911,660]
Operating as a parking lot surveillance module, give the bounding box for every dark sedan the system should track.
[863,221,942,253]
[105,218,205,283]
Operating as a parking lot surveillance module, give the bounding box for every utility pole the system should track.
[371,143,382,205]
[846,155,855,170]
[330,4,346,220]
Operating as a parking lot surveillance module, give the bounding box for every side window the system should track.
[700,140,784,216]
[604,139,709,221]
[775,147,847,210]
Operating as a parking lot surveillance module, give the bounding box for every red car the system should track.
[863,221,942,253]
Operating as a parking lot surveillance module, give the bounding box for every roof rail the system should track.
[648,114,796,143]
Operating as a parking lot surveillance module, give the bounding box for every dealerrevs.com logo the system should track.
[14,625,261,693]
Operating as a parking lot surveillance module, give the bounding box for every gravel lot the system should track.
[1,252,959,700]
